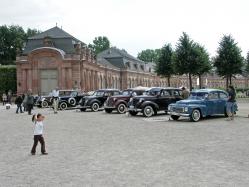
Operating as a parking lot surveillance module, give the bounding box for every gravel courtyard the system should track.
[1,101,249,187]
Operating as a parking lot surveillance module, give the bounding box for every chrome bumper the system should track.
[168,111,190,117]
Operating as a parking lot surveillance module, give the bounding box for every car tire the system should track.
[80,108,86,112]
[143,105,154,117]
[129,111,138,116]
[117,103,127,114]
[190,109,201,122]
[41,101,48,108]
[60,102,67,110]
[171,115,180,120]
[105,109,112,113]
[91,102,99,112]
[68,98,76,106]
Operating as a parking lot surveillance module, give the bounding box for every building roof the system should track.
[22,26,85,55]
[97,47,148,72]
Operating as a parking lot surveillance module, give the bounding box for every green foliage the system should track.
[245,52,249,75]
[137,49,161,62]
[213,35,244,87]
[154,44,174,85]
[0,65,16,94]
[88,36,110,55]
[0,25,41,65]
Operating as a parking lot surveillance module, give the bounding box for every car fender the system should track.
[188,104,207,117]
[115,100,128,107]
[141,101,159,110]
[88,99,101,106]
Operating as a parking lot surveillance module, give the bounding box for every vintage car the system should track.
[168,89,229,122]
[104,86,148,114]
[79,89,121,112]
[58,90,88,110]
[37,90,80,108]
[128,87,183,117]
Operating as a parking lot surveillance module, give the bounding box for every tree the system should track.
[88,36,110,55]
[0,25,41,65]
[213,35,244,89]
[174,32,200,90]
[154,44,174,86]
[137,49,161,62]
[193,44,211,88]
[245,52,249,75]
[25,28,41,38]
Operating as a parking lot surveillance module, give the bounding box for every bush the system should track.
[0,65,16,95]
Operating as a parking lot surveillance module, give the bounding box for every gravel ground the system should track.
[0,101,249,187]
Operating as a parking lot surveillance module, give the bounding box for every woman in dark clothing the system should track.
[15,95,23,114]
[26,90,34,115]
[226,85,236,121]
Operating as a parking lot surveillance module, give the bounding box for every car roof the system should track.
[191,89,227,93]
[145,87,181,92]
[96,89,120,92]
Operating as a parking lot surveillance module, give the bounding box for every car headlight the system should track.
[184,107,188,112]
[113,98,117,102]
[129,98,133,102]
[139,98,144,103]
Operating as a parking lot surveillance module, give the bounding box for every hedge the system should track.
[0,65,17,94]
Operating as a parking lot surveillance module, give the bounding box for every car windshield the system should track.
[93,91,104,96]
[188,92,208,100]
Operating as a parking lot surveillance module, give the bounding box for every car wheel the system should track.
[129,111,138,116]
[117,103,127,114]
[190,109,201,122]
[41,101,48,108]
[91,102,99,112]
[68,98,76,106]
[60,102,67,110]
[105,109,112,113]
[143,105,154,117]
[171,115,180,120]
[80,108,86,112]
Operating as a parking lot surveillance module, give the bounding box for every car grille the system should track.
[172,107,184,113]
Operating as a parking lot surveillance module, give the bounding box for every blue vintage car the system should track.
[168,89,229,122]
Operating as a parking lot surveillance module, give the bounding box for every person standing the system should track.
[226,85,236,121]
[7,90,12,104]
[52,87,59,114]
[182,87,190,99]
[31,113,48,155]
[2,93,7,105]
[15,94,23,114]
[22,93,27,112]
[26,90,34,115]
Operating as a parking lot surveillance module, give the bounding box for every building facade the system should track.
[16,26,248,95]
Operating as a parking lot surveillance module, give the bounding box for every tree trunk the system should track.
[226,76,229,90]
[189,73,192,91]
[199,74,202,89]
[167,76,171,87]
[229,75,232,85]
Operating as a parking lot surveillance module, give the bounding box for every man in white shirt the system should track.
[52,87,59,114]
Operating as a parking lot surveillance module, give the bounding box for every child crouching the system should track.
[31,113,48,155]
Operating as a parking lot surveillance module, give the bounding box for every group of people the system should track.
[1,90,12,105]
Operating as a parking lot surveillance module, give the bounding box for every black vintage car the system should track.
[59,90,88,110]
[104,86,148,114]
[79,89,121,112]
[128,87,183,117]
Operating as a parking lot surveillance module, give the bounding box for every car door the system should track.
[206,91,219,115]
[157,89,171,110]
[218,91,228,114]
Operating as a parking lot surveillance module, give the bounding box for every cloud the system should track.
[0,0,248,56]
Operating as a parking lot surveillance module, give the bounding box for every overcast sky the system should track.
[0,0,248,57]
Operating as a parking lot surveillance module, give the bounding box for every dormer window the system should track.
[43,37,54,47]
[126,62,130,68]
[140,65,144,71]
[134,64,138,69]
